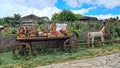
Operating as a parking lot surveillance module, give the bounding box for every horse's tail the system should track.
[87,32,90,48]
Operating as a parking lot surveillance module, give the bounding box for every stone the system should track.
[71,62,92,67]
[35,65,51,68]
[97,58,107,65]
[87,60,102,66]
[90,66,98,68]
[81,67,90,68]
[71,67,80,68]
[103,65,111,68]
[61,62,71,68]
[98,66,103,68]
[107,60,118,66]
[51,62,70,68]
[70,59,87,64]
[114,56,120,61]
[52,63,64,68]
[114,63,120,68]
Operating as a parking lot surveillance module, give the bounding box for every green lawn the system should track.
[0,43,120,68]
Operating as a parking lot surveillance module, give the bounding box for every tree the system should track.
[13,14,21,26]
[74,14,83,19]
[3,17,14,27]
[51,13,59,22]
[14,14,21,20]
[3,14,21,27]
[0,18,4,25]
[59,9,76,21]
[51,9,77,22]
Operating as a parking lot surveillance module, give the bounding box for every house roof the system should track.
[21,14,39,20]
[78,16,98,21]
[20,14,51,24]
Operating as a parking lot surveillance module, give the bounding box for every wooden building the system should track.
[78,16,98,27]
[20,14,51,25]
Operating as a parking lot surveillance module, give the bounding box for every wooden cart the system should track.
[13,23,77,58]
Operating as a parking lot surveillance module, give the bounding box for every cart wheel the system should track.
[64,39,71,51]
[13,43,31,58]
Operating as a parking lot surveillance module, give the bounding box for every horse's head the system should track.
[101,26,106,33]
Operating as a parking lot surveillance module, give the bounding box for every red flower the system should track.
[105,32,110,36]
[109,20,113,23]
[51,31,58,35]
[104,26,108,30]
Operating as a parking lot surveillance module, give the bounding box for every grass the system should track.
[0,43,120,68]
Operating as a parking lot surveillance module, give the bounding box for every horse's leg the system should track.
[101,35,105,46]
[92,37,94,48]
[87,33,90,48]
[98,38,101,47]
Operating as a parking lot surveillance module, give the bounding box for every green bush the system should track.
[0,58,3,65]
[11,29,17,34]
[70,22,89,37]
[116,27,120,37]
[2,27,17,36]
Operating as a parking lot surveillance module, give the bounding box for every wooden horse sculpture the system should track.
[87,26,106,48]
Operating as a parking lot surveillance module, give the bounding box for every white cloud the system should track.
[89,14,120,19]
[96,0,120,9]
[64,0,120,9]
[0,0,30,17]
[29,7,61,19]
[72,7,96,14]
[28,0,57,9]
[0,0,59,19]
[63,0,81,8]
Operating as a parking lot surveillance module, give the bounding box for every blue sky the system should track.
[0,0,120,19]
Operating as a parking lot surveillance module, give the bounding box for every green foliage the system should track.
[2,27,17,36]
[106,20,119,39]
[13,14,21,27]
[115,20,120,37]
[14,14,21,20]
[3,17,14,27]
[59,9,76,21]
[52,9,80,22]
[71,22,89,37]
[51,13,60,22]
[91,22,104,31]
[81,23,89,31]
[11,29,17,34]
[116,26,120,37]
[0,18,4,25]
[71,22,80,37]
[0,14,21,27]
[74,14,82,19]
[0,58,3,65]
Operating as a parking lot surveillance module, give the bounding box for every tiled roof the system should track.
[21,14,39,20]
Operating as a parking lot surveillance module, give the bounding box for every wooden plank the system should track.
[77,40,120,45]
[77,40,98,43]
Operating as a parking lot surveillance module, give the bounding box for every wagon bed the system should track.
[16,36,70,42]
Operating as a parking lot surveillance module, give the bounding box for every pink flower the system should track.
[105,32,110,36]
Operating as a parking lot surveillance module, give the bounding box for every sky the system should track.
[0,0,120,19]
